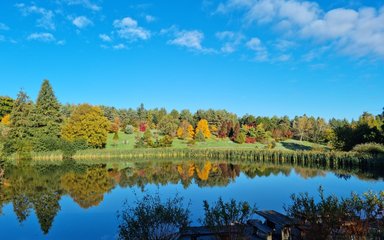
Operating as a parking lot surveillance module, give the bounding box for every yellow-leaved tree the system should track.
[177,120,195,140]
[196,119,211,139]
[61,104,109,148]
[0,114,10,126]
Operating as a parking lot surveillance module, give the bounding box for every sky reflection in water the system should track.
[0,160,383,240]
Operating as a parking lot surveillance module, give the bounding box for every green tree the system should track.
[30,80,63,151]
[294,115,313,141]
[158,115,179,136]
[0,96,14,119]
[61,104,109,148]
[5,90,34,156]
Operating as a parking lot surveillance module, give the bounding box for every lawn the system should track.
[106,132,329,151]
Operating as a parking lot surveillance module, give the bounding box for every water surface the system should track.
[0,159,383,240]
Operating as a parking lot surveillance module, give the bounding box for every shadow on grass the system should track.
[281,142,312,151]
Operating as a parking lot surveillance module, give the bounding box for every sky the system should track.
[0,0,383,120]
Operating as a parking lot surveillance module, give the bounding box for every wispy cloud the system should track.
[113,17,150,41]
[15,3,55,30]
[0,23,9,31]
[145,15,156,23]
[63,0,101,11]
[246,37,268,61]
[27,32,56,42]
[216,31,244,53]
[99,34,112,42]
[162,26,213,53]
[169,30,205,50]
[113,43,127,50]
[72,16,93,29]
[217,0,384,59]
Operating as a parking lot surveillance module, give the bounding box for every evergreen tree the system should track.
[5,90,34,155]
[0,96,14,119]
[31,80,63,147]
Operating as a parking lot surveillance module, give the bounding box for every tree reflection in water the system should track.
[0,158,382,235]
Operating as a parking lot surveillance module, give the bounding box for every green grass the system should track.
[106,132,329,151]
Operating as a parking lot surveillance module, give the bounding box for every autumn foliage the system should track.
[195,119,211,139]
[1,114,10,126]
[177,120,194,139]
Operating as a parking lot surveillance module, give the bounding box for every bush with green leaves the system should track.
[118,193,190,240]
[158,135,173,148]
[60,138,89,159]
[352,142,384,155]
[202,197,257,238]
[234,132,246,144]
[124,125,134,135]
[195,130,205,142]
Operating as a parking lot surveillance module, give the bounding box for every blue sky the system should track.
[0,0,383,120]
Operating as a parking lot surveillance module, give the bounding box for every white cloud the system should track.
[15,3,55,30]
[72,16,93,29]
[217,0,384,59]
[273,39,296,51]
[57,40,66,45]
[216,31,244,53]
[99,34,112,42]
[63,0,101,11]
[276,54,291,61]
[113,17,150,41]
[145,15,156,23]
[246,37,268,61]
[0,23,9,31]
[113,43,126,49]
[169,30,204,50]
[27,32,56,42]
[216,31,235,40]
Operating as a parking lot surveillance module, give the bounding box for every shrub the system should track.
[286,187,384,239]
[195,130,205,142]
[124,125,134,135]
[159,135,173,148]
[352,143,384,155]
[234,132,246,144]
[33,136,62,152]
[118,193,190,240]
[60,138,89,159]
[245,137,256,144]
[202,198,257,238]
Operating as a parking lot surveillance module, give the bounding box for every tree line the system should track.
[0,80,383,158]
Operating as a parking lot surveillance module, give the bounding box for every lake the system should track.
[0,159,383,240]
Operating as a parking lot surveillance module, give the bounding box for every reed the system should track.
[9,148,380,167]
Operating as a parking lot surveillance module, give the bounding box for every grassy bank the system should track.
[8,147,382,169]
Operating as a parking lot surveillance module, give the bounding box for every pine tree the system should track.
[5,90,34,155]
[31,80,63,151]
[30,80,63,152]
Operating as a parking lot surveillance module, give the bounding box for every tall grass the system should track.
[6,148,382,169]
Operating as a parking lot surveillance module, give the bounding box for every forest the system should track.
[0,80,383,160]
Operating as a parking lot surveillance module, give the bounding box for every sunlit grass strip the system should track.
[72,148,373,164]
[6,148,380,167]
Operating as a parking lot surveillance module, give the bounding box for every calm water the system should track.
[0,159,383,240]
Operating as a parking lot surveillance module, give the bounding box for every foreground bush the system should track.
[285,187,384,239]
[202,197,257,238]
[118,193,190,240]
